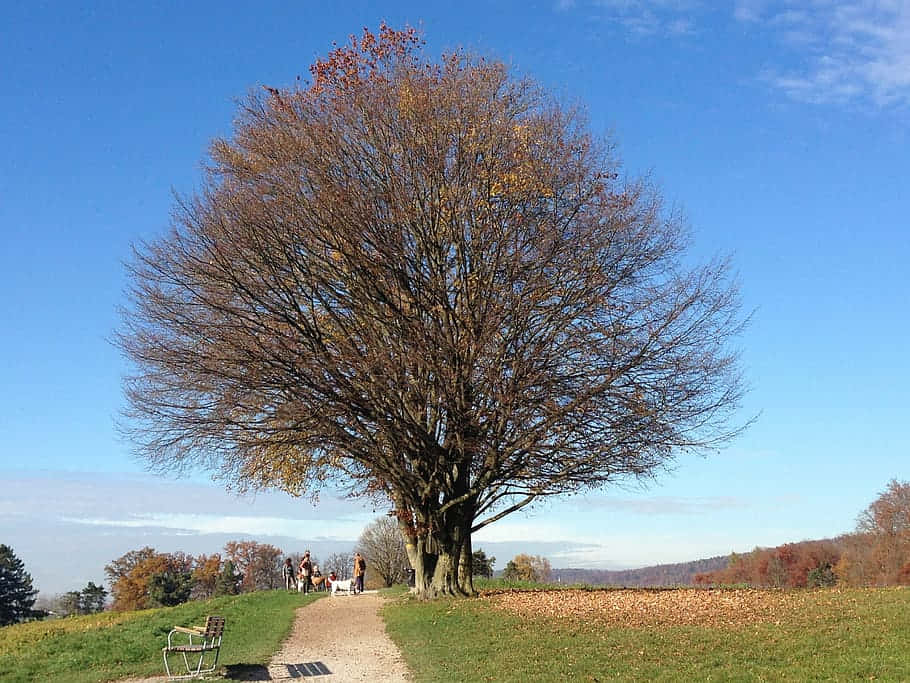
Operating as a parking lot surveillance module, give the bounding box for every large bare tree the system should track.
[118,25,747,598]
[358,516,410,587]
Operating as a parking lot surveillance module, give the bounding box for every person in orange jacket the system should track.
[353,552,366,593]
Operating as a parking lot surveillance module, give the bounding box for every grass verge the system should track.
[0,590,318,682]
[382,586,910,682]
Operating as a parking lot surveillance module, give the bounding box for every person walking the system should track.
[298,551,313,594]
[353,552,366,594]
[282,558,296,591]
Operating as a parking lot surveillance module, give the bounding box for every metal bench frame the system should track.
[162,615,225,680]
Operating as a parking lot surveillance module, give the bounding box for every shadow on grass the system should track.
[224,661,333,679]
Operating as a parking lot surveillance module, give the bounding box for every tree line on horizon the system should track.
[551,556,730,587]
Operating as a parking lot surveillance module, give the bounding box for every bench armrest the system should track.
[167,625,205,649]
[172,625,205,635]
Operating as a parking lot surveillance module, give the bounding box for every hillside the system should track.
[550,555,729,587]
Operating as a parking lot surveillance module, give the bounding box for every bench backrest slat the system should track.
[203,616,225,640]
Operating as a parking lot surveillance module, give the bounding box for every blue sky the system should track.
[2,1,908,596]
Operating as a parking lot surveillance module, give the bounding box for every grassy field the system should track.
[383,584,910,682]
[0,590,314,683]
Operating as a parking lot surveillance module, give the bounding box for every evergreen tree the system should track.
[0,544,38,626]
[147,570,194,607]
[213,560,242,596]
[472,550,496,578]
[81,581,107,613]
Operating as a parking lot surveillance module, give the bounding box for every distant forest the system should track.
[538,479,910,589]
[547,556,729,587]
[544,525,907,589]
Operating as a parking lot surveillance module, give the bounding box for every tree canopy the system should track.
[503,553,552,583]
[104,547,196,611]
[118,24,746,598]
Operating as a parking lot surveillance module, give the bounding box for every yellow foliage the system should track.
[397,82,418,115]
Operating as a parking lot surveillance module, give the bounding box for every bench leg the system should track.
[163,647,220,680]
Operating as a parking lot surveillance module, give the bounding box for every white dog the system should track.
[331,578,354,595]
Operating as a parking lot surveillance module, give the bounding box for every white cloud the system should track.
[578,494,752,515]
[62,512,366,541]
[751,0,910,108]
[474,519,590,543]
[559,0,910,109]
[667,17,696,35]
[573,0,703,38]
[734,0,766,23]
[545,533,734,567]
[0,469,372,522]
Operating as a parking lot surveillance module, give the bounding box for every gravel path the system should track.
[117,591,411,682]
[255,591,411,681]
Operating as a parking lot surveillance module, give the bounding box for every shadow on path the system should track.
[225,661,333,680]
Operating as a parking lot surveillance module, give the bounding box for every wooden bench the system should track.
[162,615,225,680]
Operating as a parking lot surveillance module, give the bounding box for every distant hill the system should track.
[549,555,729,587]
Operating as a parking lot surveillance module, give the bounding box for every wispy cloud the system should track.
[0,470,379,544]
[741,0,910,108]
[579,495,752,515]
[580,0,704,38]
[559,0,910,109]
[734,0,766,23]
[0,470,367,522]
[62,512,365,541]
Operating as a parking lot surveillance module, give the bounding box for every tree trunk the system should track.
[458,532,475,595]
[399,509,475,599]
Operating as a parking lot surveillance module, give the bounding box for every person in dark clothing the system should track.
[282,558,296,591]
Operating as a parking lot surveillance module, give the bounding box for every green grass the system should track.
[0,590,319,683]
[382,586,910,682]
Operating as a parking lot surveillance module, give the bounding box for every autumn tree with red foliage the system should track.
[837,479,910,586]
[223,540,283,592]
[118,24,746,598]
[695,540,840,589]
